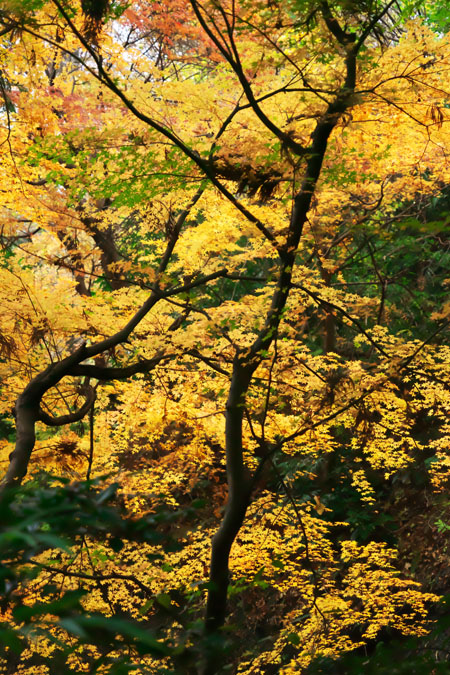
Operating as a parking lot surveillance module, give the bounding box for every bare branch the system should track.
[38,384,96,426]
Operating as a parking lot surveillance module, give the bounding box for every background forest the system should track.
[0,1,449,673]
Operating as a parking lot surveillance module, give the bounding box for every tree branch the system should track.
[38,384,96,426]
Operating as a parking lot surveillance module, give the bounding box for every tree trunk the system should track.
[202,358,253,673]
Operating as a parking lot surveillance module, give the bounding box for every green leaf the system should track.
[13,590,85,622]
[286,631,301,646]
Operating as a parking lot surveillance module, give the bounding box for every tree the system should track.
[0,1,449,673]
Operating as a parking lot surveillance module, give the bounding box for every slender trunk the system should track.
[200,38,358,654]
[205,496,249,635]
[202,359,253,673]
[1,397,39,492]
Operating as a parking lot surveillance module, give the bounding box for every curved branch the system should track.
[38,385,96,426]
[321,1,356,46]
[70,353,173,380]
[31,560,153,598]
[0,191,223,491]
[0,342,88,493]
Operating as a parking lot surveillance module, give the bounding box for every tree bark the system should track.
[204,359,254,635]
[0,344,87,493]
